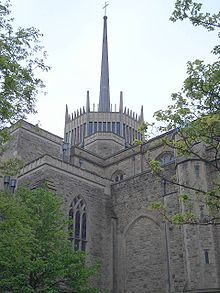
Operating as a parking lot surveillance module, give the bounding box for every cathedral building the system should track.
[2,13,220,293]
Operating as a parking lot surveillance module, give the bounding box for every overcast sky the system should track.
[11,0,218,137]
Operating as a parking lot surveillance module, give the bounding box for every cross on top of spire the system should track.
[103,2,109,16]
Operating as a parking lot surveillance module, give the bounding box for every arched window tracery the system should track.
[112,170,125,183]
[69,195,87,251]
[157,152,175,166]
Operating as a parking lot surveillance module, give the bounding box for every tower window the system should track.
[116,122,120,135]
[112,122,115,133]
[80,125,82,142]
[69,195,87,251]
[71,129,74,145]
[83,123,86,138]
[126,125,129,141]
[107,122,111,131]
[123,123,125,138]
[88,122,93,135]
[194,164,200,178]
[94,122,97,133]
[74,128,76,144]
[77,126,79,143]
[98,122,102,131]
[103,122,106,132]
[204,249,209,264]
[65,132,68,142]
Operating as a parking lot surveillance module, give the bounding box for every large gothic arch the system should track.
[119,214,167,293]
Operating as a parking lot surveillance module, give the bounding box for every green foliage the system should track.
[170,0,220,34]
[0,187,101,293]
[133,121,155,145]
[0,0,50,174]
[145,1,220,225]
[150,201,165,211]
[149,159,164,174]
[0,0,50,147]
[0,157,23,175]
[170,212,197,226]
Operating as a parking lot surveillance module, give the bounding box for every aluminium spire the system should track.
[98,8,110,112]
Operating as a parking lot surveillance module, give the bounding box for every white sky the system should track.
[11,0,219,137]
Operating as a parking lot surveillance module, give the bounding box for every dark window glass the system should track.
[74,128,77,144]
[204,250,209,264]
[74,239,80,251]
[80,125,82,142]
[75,211,80,238]
[159,153,175,166]
[103,122,106,132]
[83,123,86,138]
[194,164,200,178]
[116,122,120,135]
[69,196,87,252]
[81,241,86,252]
[69,208,73,219]
[88,122,93,135]
[77,126,79,143]
[129,127,132,142]
[112,122,115,133]
[94,122,97,133]
[123,123,125,138]
[126,126,129,141]
[82,213,86,240]
[107,122,111,132]
[71,130,74,145]
[98,122,102,131]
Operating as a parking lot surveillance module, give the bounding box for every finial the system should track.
[65,104,69,123]
[103,2,109,17]
[86,90,90,113]
[119,91,123,113]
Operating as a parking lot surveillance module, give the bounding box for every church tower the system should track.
[64,13,144,157]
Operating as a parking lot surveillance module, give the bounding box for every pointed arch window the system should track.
[69,195,87,251]
[157,152,175,166]
[112,170,125,183]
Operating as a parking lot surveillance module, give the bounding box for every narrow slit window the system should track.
[204,250,209,264]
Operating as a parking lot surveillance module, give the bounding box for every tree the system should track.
[0,0,50,144]
[142,0,220,225]
[0,187,101,293]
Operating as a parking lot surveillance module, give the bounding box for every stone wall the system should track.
[176,158,220,291]
[111,166,187,293]
[2,120,63,166]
